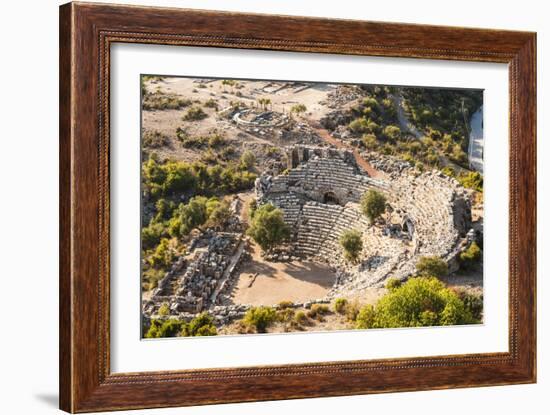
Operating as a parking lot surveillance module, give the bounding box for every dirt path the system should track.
[306,119,384,179]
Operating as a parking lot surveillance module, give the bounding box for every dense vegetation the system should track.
[344,86,482,175]
[142,156,256,202]
[354,276,479,329]
[402,87,482,167]
[145,313,218,338]
[141,155,256,290]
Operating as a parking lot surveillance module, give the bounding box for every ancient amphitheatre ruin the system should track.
[140,77,483,336]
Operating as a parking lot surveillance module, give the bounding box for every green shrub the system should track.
[383,125,401,141]
[143,130,169,148]
[246,204,290,252]
[207,133,226,148]
[349,118,369,134]
[290,104,307,117]
[141,221,166,250]
[362,133,379,150]
[441,166,456,178]
[158,302,170,316]
[345,301,361,322]
[182,106,207,121]
[458,171,483,192]
[175,127,206,148]
[360,190,387,224]
[339,229,363,263]
[145,319,186,338]
[373,276,476,328]
[460,241,482,269]
[277,308,295,324]
[248,199,258,219]
[277,300,294,309]
[142,92,192,111]
[182,313,217,337]
[203,98,218,109]
[355,304,376,329]
[293,310,309,326]
[240,150,256,169]
[243,306,277,333]
[416,256,448,278]
[147,238,174,269]
[142,268,165,291]
[385,278,402,291]
[206,200,232,229]
[307,304,330,321]
[333,298,348,314]
[458,292,484,321]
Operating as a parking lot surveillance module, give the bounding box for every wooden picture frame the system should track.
[59,2,536,412]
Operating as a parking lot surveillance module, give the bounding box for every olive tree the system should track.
[339,229,363,263]
[246,203,290,252]
[360,189,387,224]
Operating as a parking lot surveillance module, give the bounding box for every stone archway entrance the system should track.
[323,191,340,205]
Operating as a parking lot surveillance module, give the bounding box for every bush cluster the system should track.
[143,130,170,148]
[182,106,207,121]
[142,156,257,202]
[145,313,217,338]
[353,276,479,329]
[242,306,277,333]
[307,304,330,321]
[142,91,192,111]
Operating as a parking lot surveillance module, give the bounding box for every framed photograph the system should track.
[59,2,536,412]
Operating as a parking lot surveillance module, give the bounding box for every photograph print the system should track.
[140,76,484,339]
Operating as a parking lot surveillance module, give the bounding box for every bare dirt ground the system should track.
[230,190,348,307]
[141,77,340,168]
[230,243,336,306]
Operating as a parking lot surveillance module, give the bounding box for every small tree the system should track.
[339,229,363,263]
[246,203,290,252]
[290,104,307,118]
[416,256,448,278]
[360,189,387,224]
